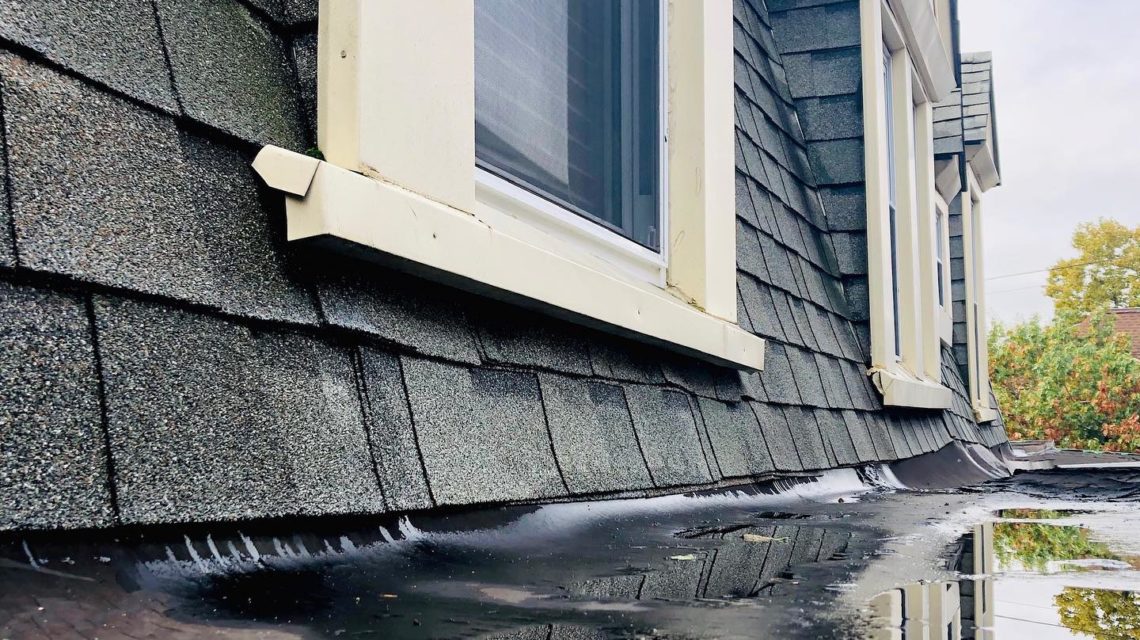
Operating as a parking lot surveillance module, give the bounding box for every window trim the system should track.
[252,0,760,370]
[860,0,952,408]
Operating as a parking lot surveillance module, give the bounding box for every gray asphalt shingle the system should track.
[758,342,802,405]
[539,375,654,494]
[0,56,318,325]
[781,47,862,99]
[0,134,10,269]
[317,267,481,365]
[841,410,878,461]
[752,402,803,471]
[358,347,434,512]
[0,0,178,111]
[476,309,593,376]
[769,2,860,55]
[623,386,715,487]
[815,354,852,409]
[154,0,306,149]
[95,296,383,524]
[401,357,566,505]
[785,345,827,407]
[814,409,859,466]
[697,398,774,478]
[0,282,112,529]
[780,405,829,469]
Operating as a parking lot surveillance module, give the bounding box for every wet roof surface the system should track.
[2,468,1138,639]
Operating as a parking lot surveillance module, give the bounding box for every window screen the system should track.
[475,0,662,251]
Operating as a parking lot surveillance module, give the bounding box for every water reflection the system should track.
[868,515,1140,639]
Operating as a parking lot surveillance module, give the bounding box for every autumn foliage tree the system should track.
[989,311,1140,451]
[1055,588,1140,639]
[1045,219,1140,314]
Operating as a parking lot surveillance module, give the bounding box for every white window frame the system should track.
[963,168,997,422]
[859,0,955,408]
[934,194,954,344]
[251,0,762,371]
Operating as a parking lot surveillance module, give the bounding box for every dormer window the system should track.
[860,0,956,408]
[251,0,759,371]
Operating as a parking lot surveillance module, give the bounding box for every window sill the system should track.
[973,403,998,423]
[473,169,667,287]
[870,366,952,409]
[252,146,765,371]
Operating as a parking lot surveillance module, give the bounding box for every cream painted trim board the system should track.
[666,0,737,321]
[318,0,475,212]
[474,169,667,287]
[914,100,942,379]
[871,367,952,409]
[254,147,765,371]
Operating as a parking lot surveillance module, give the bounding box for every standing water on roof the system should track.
[2,466,1139,639]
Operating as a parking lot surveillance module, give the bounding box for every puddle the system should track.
[0,469,1138,639]
[867,512,1140,639]
[995,508,1093,519]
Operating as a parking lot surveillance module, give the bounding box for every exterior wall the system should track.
[769,0,872,357]
[948,192,971,385]
[0,0,1005,532]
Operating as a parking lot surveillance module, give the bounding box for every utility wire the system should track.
[986,257,1130,282]
[986,284,1046,295]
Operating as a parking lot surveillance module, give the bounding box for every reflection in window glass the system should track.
[475,0,662,250]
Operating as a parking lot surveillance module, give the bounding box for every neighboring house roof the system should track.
[1111,309,1140,358]
[0,0,1006,532]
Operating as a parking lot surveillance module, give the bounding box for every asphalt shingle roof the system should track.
[0,0,1008,530]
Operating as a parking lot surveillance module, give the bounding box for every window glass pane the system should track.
[936,210,945,307]
[475,0,661,250]
[883,46,896,208]
[890,205,901,357]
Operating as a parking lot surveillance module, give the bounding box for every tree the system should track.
[988,310,1140,451]
[1045,218,1140,314]
[993,521,1116,572]
[1055,588,1140,639]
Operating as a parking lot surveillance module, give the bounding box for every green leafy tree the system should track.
[988,310,1140,451]
[993,522,1116,572]
[1055,588,1140,639]
[1046,218,1140,314]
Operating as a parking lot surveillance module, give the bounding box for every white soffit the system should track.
[934,158,961,203]
[889,0,955,101]
[967,138,1000,192]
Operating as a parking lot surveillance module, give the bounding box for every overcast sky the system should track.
[957,0,1140,324]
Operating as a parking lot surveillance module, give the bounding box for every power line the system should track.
[985,258,1121,282]
[986,284,1045,295]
